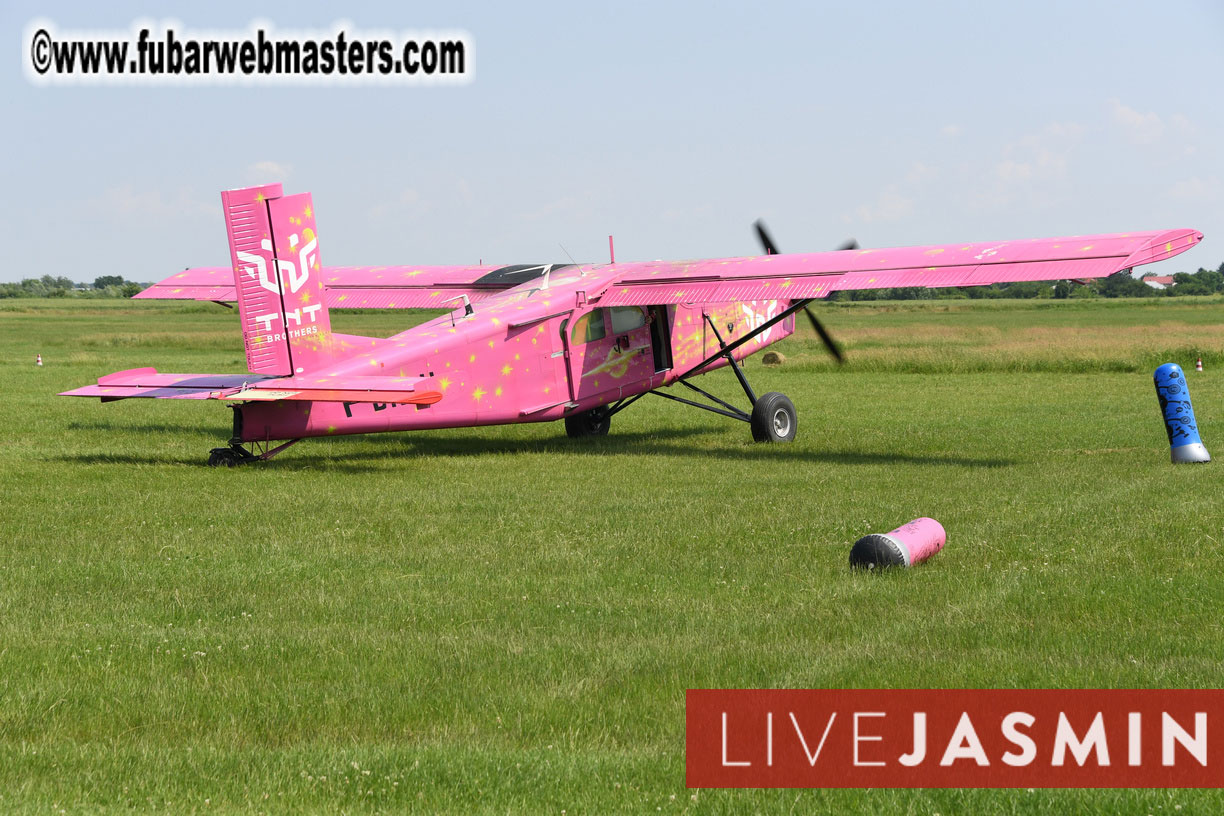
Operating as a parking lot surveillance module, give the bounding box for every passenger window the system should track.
[609,306,646,333]
[571,310,606,344]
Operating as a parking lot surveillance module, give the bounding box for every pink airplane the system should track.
[62,183,1202,466]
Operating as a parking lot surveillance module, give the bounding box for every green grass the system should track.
[1,298,1222,813]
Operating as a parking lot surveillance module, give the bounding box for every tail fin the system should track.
[222,184,336,376]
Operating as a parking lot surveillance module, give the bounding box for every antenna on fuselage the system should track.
[443,293,474,326]
[559,244,586,278]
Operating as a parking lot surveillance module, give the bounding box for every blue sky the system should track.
[4,0,1222,283]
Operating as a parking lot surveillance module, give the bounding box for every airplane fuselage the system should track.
[234,263,794,442]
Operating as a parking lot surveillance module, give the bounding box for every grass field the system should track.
[2,297,1223,813]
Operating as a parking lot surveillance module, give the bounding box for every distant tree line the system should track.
[0,275,148,299]
[827,262,1224,301]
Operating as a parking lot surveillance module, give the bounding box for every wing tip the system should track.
[1120,228,1203,270]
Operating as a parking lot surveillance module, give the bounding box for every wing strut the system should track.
[607,297,815,425]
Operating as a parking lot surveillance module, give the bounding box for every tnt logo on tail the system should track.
[222,184,335,376]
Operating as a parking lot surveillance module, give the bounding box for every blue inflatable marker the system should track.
[1154,363,1210,464]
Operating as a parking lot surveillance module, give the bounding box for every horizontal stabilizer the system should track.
[60,369,268,400]
[224,373,443,404]
[60,367,442,406]
[221,388,442,404]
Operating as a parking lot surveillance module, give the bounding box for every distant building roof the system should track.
[1143,276,1176,289]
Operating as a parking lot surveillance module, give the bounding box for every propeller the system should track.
[753,219,846,364]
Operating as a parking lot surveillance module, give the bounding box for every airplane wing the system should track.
[59,367,443,405]
[135,262,574,309]
[594,229,1202,306]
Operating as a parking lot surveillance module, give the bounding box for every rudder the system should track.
[222,184,335,375]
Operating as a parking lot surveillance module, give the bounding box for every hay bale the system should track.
[762,351,786,366]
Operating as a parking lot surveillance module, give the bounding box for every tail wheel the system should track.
[208,448,243,467]
[207,445,258,467]
[564,406,611,438]
[750,392,797,443]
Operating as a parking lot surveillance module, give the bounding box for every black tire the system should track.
[750,392,797,443]
[564,406,611,438]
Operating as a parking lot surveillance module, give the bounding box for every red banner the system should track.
[686,689,1224,788]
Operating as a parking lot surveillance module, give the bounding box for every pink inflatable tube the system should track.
[849,517,946,569]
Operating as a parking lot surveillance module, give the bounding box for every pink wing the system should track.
[596,229,1202,306]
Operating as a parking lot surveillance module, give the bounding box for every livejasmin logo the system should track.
[686,690,1224,788]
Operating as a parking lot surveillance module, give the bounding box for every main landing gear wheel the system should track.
[750,392,797,443]
[207,446,256,467]
[565,406,611,438]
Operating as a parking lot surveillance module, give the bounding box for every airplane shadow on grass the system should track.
[66,420,219,435]
[53,424,1017,470]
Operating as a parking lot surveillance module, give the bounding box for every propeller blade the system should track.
[754,220,779,255]
[804,306,844,365]
[752,219,846,363]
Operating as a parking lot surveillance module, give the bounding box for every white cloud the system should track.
[249,160,292,181]
[854,186,914,224]
[1110,100,1164,145]
[906,162,939,184]
[99,184,213,219]
[1166,176,1217,203]
[973,121,1085,210]
[941,124,961,138]
[995,159,1032,183]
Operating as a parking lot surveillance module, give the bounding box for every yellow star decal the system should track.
[472,386,487,402]
[494,386,503,397]
[439,377,452,391]
[501,364,513,376]
[304,205,312,218]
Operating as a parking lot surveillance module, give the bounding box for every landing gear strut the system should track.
[629,311,800,443]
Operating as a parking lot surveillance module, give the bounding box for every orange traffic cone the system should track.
[35,353,42,366]
[1196,357,1203,372]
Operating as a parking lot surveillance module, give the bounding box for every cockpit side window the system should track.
[609,306,646,333]
[570,309,607,345]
